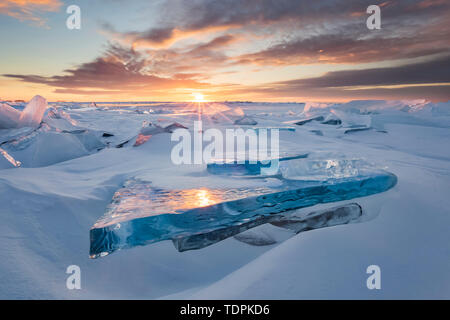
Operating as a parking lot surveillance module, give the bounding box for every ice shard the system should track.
[206,153,308,176]
[0,118,107,168]
[279,159,375,181]
[0,147,21,168]
[89,168,397,258]
[116,122,188,148]
[295,116,324,126]
[0,103,21,129]
[344,127,372,134]
[321,118,342,125]
[253,127,296,133]
[270,203,362,233]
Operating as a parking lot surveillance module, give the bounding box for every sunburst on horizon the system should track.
[192,92,206,103]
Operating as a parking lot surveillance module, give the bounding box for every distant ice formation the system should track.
[116,121,188,148]
[232,203,362,247]
[0,95,48,130]
[206,153,308,176]
[89,163,397,257]
[0,96,112,167]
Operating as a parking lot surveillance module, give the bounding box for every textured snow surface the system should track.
[0,99,449,299]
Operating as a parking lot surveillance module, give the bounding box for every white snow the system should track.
[0,99,449,299]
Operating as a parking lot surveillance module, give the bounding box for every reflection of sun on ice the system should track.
[195,189,217,207]
[192,92,206,103]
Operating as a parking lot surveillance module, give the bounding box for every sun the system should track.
[192,92,206,103]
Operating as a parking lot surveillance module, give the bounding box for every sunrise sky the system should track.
[0,0,449,102]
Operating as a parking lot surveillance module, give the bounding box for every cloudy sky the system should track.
[0,0,449,102]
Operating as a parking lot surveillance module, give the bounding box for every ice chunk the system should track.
[44,107,80,132]
[0,103,21,129]
[344,127,372,134]
[46,106,78,124]
[18,95,48,128]
[321,114,342,125]
[71,130,106,152]
[164,122,188,133]
[279,159,374,181]
[233,224,294,247]
[4,131,89,167]
[207,153,308,176]
[253,127,296,133]
[234,116,258,125]
[303,102,331,113]
[133,123,166,147]
[89,169,397,258]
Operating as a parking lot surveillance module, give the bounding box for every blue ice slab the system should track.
[90,169,397,258]
[253,127,296,133]
[206,153,308,176]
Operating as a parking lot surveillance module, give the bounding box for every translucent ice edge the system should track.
[89,171,397,258]
[178,203,363,251]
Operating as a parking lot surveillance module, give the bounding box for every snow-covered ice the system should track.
[0,99,449,299]
[0,103,21,129]
[18,95,48,128]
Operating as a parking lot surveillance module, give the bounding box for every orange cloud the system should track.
[0,0,62,26]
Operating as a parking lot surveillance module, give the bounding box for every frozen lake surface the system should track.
[0,99,449,299]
